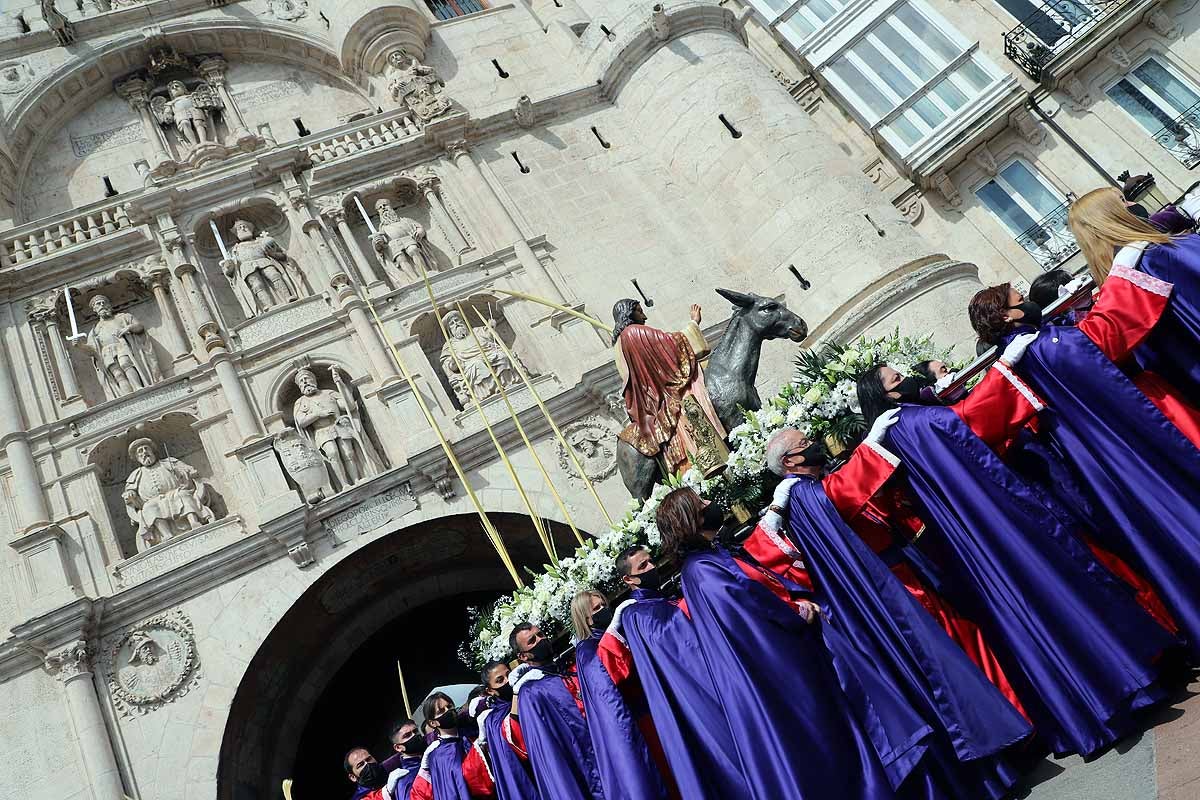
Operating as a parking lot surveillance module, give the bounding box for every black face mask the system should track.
[797,441,827,467]
[1009,301,1042,328]
[495,682,514,703]
[399,735,427,757]
[1127,202,1150,220]
[524,637,556,665]
[634,566,662,593]
[590,606,614,631]
[890,376,927,404]
[432,708,458,731]
[357,761,387,790]
[700,503,725,532]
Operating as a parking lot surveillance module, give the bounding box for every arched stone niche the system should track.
[191,200,314,325]
[88,413,228,559]
[411,294,531,412]
[268,355,390,498]
[25,258,186,409]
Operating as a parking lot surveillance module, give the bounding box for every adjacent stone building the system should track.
[0,1,1192,799]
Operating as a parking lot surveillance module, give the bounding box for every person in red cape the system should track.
[612,299,726,475]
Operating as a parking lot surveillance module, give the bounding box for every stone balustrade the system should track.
[2,200,134,267]
[305,111,422,166]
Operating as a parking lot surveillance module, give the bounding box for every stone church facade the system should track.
[0,1,1192,799]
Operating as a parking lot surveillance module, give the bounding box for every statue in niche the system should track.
[292,366,382,492]
[371,198,438,284]
[439,309,521,405]
[387,49,452,122]
[72,294,163,400]
[221,218,304,317]
[151,80,223,151]
[123,437,214,552]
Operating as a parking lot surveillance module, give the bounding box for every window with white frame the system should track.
[1106,57,1200,134]
[745,0,848,44]
[975,160,1076,268]
[821,3,1001,154]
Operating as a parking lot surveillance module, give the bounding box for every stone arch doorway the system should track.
[216,511,581,800]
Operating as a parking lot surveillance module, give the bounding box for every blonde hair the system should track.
[570,590,605,641]
[1067,187,1173,283]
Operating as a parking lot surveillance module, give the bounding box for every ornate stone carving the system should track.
[893,187,924,225]
[931,170,962,209]
[273,427,329,504]
[75,379,193,435]
[1010,106,1044,145]
[235,296,327,349]
[46,640,92,682]
[71,293,163,401]
[371,198,438,284]
[514,95,536,129]
[440,310,521,406]
[969,142,998,176]
[556,416,621,484]
[40,0,75,46]
[0,61,33,94]
[1145,6,1181,38]
[1061,73,1092,111]
[112,518,244,588]
[325,485,417,539]
[151,79,224,151]
[1103,42,1131,69]
[221,218,306,318]
[104,610,200,718]
[386,49,453,123]
[292,365,384,492]
[266,0,307,20]
[123,436,215,552]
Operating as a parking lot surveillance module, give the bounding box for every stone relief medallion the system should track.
[557,415,621,484]
[0,62,33,95]
[104,610,200,718]
[267,0,308,19]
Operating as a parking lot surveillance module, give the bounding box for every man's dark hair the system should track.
[615,545,649,577]
[468,684,487,703]
[611,298,641,344]
[912,360,937,384]
[343,746,369,776]
[421,691,456,727]
[480,659,507,685]
[855,365,895,430]
[508,622,535,656]
[389,719,416,745]
[1029,269,1073,310]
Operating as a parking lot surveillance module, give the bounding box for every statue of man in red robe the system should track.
[611,299,727,475]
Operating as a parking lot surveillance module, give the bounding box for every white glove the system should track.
[865,408,900,445]
[933,372,957,392]
[761,477,799,532]
[1180,186,1200,221]
[1060,275,1089,297]
[1000,331,1038,365]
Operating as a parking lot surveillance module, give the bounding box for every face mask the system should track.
[1127,202,1150,220]
[890,376,927,404]
[357,762,386,790]
[496,682,514,703]
[797,441,827,467]
[590,606,613,631]
[1008,301,1042,327]
[700,503,725,532]
[634,566,662,593]
[525,637,555,665]
[399,735,427,757]
[432,708,457,730]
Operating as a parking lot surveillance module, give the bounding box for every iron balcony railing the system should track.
[1152,100,1200,169]
[1002,0,1125,82]
[1014,199,1079,270]
[426,0,487,20]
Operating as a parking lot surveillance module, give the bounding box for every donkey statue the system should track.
[616,288,808,500]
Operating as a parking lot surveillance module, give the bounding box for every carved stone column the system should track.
[331,273,401,385]
[47,642,126,800]
[0,332,50,531]
[417,172,470,259]
[321,200,387,288]
[197,57,256,150]
[446,140,565,301]
[145,267,193,362]
[29,306,81,402]
[276,195,333,289]
[115,78,172,172]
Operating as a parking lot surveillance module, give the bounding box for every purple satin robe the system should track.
[883,402,1174,757]
[518,671,605,800]
[1135,236,1200,403]
[784,476,1030,799]
[426,736,473,800]
[482,702,536,800]
[575,634,668,800]
[382,756,421,800]
[680,547,932,799]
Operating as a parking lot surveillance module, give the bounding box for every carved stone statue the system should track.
[221,219,303,317]
[557,416,621,484]
[387,49,452,122]
[123,437,214,552]
[292,366,382,492]
[73,294,163,400]
[439,310,520,406]
[371,198,438,284]
[40,0,75,46]
[151,80,223,151]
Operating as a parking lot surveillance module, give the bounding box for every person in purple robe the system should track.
[507,623,604,800]
[653,487,937,799]
[856,343,1177,759]
[762,431,1033,799]
[381,720,426,800]
[478,661,537,800]
[1069,185,1200,405]
[571,590,671,800]
[410,692,494,800]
